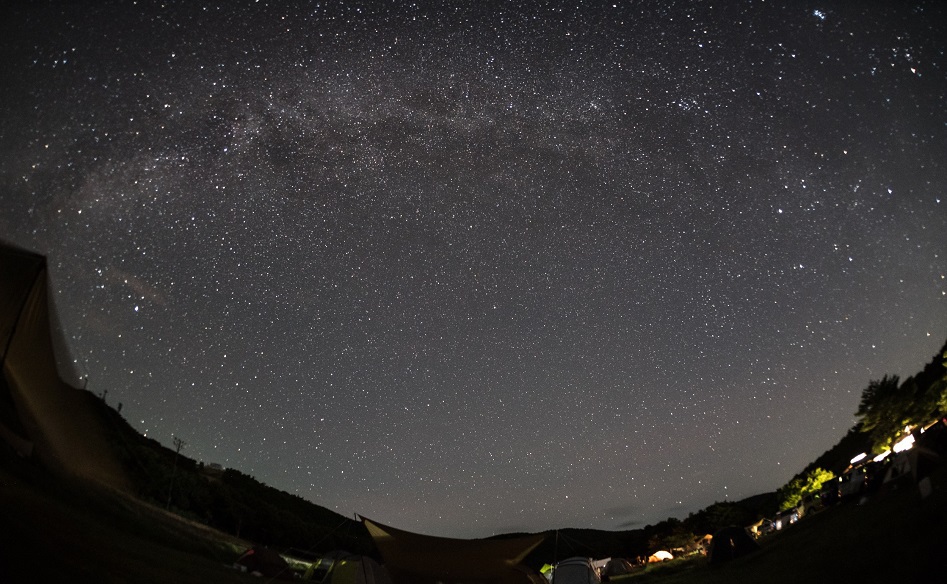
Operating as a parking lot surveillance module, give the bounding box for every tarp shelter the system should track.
[695,533,713,553]
[884,452,914,485]
[362,517,545,584]
[303,550,392,584]
[0,242,126,489]
[884,445,942,487]
[707,526,759,565]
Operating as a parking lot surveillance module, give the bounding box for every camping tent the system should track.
[647,551,673,563]
[707,526,759,565]
[600,558,635,580]
[235,546,291,578]
[551,557,600,584]
[302,550,392,584]
[0,241,126,489]
[362,517,545,584]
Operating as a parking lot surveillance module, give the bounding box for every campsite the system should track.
[3,424,946,582]
[3,241,947,581]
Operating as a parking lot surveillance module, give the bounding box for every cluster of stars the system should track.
[2,1,945,538]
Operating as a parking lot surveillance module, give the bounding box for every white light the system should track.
[850,452,867,464]
[893,434,915,453]
[873,451,891,462]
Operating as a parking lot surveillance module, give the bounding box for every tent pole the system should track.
[554,529,559,565]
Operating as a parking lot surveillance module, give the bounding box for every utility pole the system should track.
[166,435,186,510]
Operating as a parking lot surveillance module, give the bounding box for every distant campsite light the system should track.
[892,434,915,453]
[872,451,891,463]
[850,452,867,465]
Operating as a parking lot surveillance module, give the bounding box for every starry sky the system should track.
[2,1,946,539]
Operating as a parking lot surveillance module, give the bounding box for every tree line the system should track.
[776,338,947,510]
[855,340,947,453]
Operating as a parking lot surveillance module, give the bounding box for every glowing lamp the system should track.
[892,434,915,453]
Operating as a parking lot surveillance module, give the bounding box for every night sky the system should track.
[2,1,946,539]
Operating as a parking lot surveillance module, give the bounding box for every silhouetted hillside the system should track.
[81,384,785,566]
[7,334,941,568]
[84,391,376,556]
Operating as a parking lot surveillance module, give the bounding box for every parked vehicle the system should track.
[774,509,798,530]
[819,478,840,507]
[838,467,868,501]
[798,492,823,517]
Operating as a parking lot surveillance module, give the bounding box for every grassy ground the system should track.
[0,454,264,583]
[617,468,947,583]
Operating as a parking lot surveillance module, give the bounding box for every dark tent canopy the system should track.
[0,241,126,489]
[362,517,545,584]
[707,526,760,565]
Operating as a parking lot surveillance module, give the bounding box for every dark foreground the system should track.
[622,466,947,583]
[0,456,258,584]
[1,453,946,583]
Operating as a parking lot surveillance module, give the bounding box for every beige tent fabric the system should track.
[305,551,393,584]
[362,517,545,584]
[0,244,44,360]
[1,242,128,491]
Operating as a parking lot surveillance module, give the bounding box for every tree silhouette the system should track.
[855,375,907,452]
[855,342,947,453]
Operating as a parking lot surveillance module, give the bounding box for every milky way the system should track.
[2,1,946,537]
